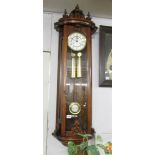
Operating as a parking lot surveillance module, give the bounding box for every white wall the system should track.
[43,51,51,155]
[43,13,112,155]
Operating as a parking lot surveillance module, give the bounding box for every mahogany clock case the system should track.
[52,5,97,145]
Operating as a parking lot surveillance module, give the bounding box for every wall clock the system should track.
[53,5,97,145]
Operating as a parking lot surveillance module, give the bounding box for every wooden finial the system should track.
[86,12,91,20]
[75,4,79,10]
[63,9,67,17]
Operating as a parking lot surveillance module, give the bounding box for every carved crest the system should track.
[55,4,97,33]
[69,4,85,18]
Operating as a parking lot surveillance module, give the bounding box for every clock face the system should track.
[68,32,87,51]
[69,102,81,115]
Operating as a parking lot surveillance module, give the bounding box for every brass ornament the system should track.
[69,102,81,115]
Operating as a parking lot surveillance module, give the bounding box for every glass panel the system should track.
[104,33,112,80]
[65,47,88,132]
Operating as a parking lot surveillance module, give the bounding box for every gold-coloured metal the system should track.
[71,52,76,78]
[69,102,81,115]
[77,52,82,78]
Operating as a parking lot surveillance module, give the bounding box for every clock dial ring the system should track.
[68,32,87,51]
[69,102,81,115]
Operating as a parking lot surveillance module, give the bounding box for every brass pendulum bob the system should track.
[71,52,76,78]
[77,52,82,78]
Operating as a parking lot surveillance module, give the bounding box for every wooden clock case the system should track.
[52,5,97,145]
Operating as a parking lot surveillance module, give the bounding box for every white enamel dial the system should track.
[68,32,87,51]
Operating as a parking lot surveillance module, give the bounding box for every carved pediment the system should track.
[69,4,85,18]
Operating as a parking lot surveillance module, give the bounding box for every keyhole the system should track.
[76,37,78,42]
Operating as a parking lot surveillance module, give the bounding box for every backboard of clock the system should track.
[52,5,97,145]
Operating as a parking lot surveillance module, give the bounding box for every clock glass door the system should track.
[65,44,88,134]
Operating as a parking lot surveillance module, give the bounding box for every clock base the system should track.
[52,128,95,146]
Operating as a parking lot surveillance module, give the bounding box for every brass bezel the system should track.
[68,32,87,51]
[69,102,81,115]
